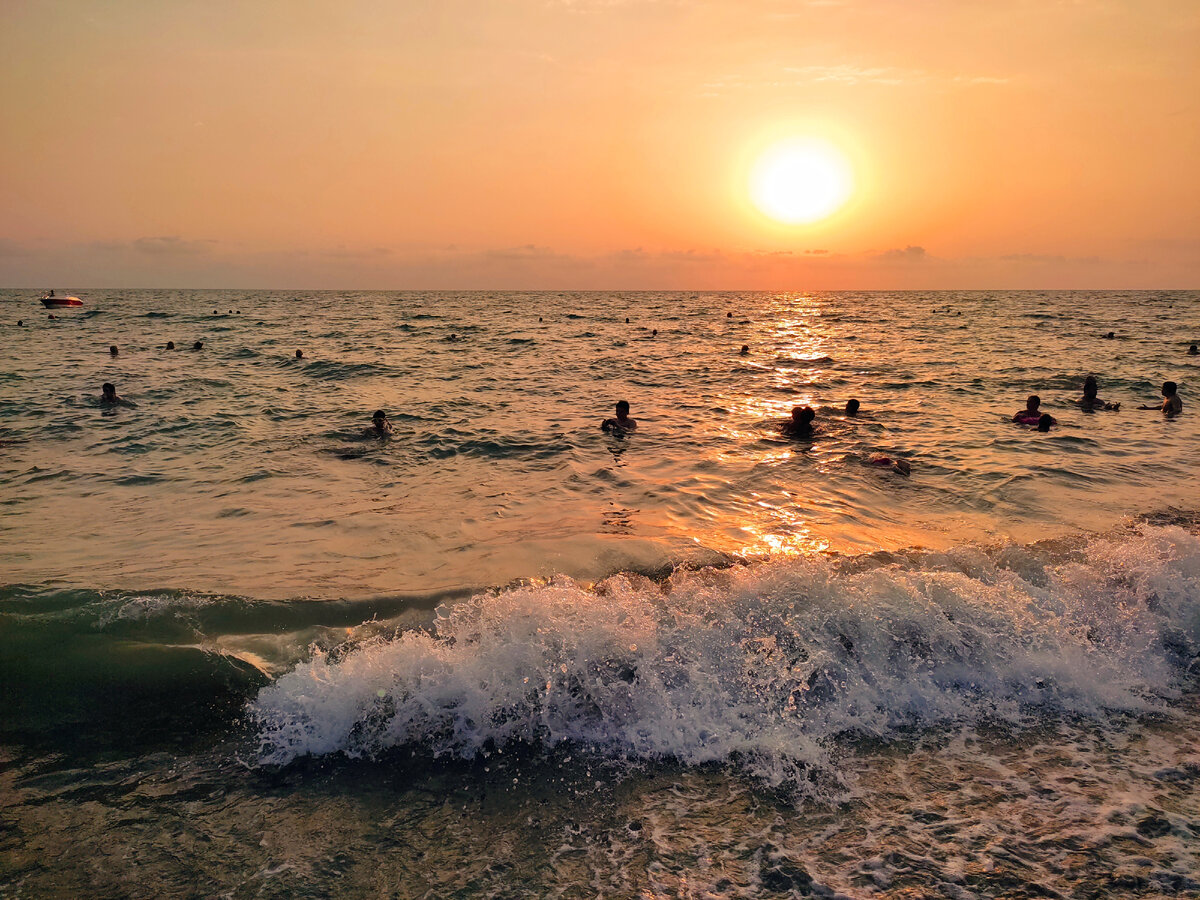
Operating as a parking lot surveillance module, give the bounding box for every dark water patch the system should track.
[302,359,399,380]
[141,311,172,318]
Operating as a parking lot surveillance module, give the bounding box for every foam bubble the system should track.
[250,525,1200,796]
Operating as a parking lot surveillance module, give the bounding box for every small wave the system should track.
[250,526,1200,800]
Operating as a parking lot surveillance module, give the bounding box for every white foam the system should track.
[250,525,1200,795]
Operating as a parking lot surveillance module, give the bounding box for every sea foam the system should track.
[250,525,1200,795]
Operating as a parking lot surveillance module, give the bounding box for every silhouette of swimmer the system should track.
[1075,375,1119,411]
[109,345,118,357]
[1139,381,1182,416]
[625,317,630,324]
[1189,344,1198,356]
[17,320,23,327]
[1012,395,1054,425]
[48,314,57,320]
[295,349,304,359]
[1102,332,1115,339]
[845,398,860,416]
[165,341,175,350]
[780,406,816,437]
[601,400,637,433]
[727,312,733,318]
[651,329,658,337]
[444,334,459,342]
[1036,413,1054,432]
[364,410,394,437]
[192,341,204,350]
[740,345,750,355]
[100,383,137,408]
[870,456,911,476]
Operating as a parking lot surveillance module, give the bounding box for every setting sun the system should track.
[748,138,855,225]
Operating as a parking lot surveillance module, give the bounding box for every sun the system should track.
[748,138,855,225]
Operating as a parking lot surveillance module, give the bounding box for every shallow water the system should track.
[2,289,1199,897]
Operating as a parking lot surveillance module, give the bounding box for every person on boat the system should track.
[601,401,637,433]
[1012,395,1053,425]
[365,410,393,437]
[1139,381,1182,416]
[48,290,54,298]
[100,383,137,408]
[1075,375,1119,411]
[780,406,816,438]
[845,398,861,416]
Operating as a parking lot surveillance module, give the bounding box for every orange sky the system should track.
[1,0,1197,289]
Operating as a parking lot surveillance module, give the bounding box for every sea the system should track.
[1,288,1198,899]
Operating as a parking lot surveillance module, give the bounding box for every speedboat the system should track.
[41,292,83,308]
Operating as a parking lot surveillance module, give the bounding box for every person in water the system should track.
[1036,413,1054,432]
[870,455,911,476]
[165,341,175,350]
[601,400,637,433]
[100,383,137,408]
[109,345,118,357]
[193,341,204,350]
[1075,375,1119,411]
[780,406,816,437]
[1189,344,1198,356]
[295,349,304,359]
[1139,381,1182,416]
[845,398,860,416]
[1012,395,1054,425]
[740,345,750,355]
[365,410,393,437]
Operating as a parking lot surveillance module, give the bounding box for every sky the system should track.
[1,0,1197,290]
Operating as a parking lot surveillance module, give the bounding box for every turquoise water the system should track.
[2,289,1199,897]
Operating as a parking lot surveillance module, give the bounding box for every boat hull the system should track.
[41,297,83,308]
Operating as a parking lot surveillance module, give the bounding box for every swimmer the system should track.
[625,317,630,324]
[295,349,304,359]
[740,345,750,355]
[1139,381,1182,416]
[1103,331,1115,339]
[845,398,860,416]
[48,314,57,320]
[99,382,138,408]
[1075,375,1119,411]
[109,345,118,357]
[444,334,458,342]
[870,456,911,476]
[601,400,637,433]
[165,341,175,350]
[1036,413,1054,432]
[192,341,204,351]
[651,329,658,337]
[17,320,23,327]
[1012,395,1054,425]
[780,405,816,438]
[727,312,733,318]
[364,410,393,437]
[1189,344,1198,356]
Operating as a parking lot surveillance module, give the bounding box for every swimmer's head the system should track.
[740,345,749,355]
[165,341,174,350]
[615,400,630,417]
[1037,413,1053,432]
[193,341,203,350]
[1189,344,1198,354]
[295,350,303,358]
[1163,381,1178,397]
[109,345,118,357]
[101,383,116,401]
[845,398,860,415]
[17,320,23,326]
[792,406,814,425]
[1083,376,1098,398]
[727,312,733,318]
[1025,394,1040,412]
[372,410,388,425]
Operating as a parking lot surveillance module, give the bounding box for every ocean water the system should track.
[2,289,1199,898]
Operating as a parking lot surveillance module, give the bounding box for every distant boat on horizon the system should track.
[40,291,82,308]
